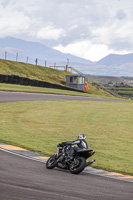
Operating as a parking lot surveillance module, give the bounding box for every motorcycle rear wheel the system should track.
[69,157,86,174]
[46,155,57,169]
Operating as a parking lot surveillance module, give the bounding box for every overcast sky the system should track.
[0,0,133,61]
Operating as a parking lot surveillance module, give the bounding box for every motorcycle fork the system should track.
[73,158,80,166]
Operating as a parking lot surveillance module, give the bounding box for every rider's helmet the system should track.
[78,134,86,140]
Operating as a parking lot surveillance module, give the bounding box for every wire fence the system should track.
[2,51,84,75]
[3,51,44,66]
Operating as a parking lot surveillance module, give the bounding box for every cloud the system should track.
[0,1,31,37]
[53,41,110,61]
[36,25,66,40]
[116,10,127,20]
[1,0,133,60]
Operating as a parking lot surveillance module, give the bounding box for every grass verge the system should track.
[0,83,119,99]
[0,100,133,175]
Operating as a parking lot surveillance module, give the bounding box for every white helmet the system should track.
[78,134,86,139]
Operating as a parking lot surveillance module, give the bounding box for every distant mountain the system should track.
[1,37,133,76]
[96,53,133,66]
[0,37,92,67]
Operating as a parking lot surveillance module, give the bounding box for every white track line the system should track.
[0,147,45,163]
[1,147,133,183]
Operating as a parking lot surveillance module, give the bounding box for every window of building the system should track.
[70,77,73,83]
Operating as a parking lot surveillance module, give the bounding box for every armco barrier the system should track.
[0,74,84,93]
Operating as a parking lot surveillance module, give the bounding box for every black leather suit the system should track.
[57,139,89,158]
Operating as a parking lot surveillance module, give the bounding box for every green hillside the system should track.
[0,59,113,97]
[0,59,70,85]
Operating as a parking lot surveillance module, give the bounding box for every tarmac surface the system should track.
[0,91,133,199]
[0,149,133,200]
[0,90,130,103]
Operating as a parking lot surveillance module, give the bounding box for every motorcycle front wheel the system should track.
[69,157,86,174]
[46,155,57,169]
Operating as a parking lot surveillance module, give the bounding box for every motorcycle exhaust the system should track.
[86,159,95,167]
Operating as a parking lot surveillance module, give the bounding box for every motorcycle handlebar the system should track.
[58,141,73,147]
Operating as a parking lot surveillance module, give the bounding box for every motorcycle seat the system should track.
[77,149,93,153]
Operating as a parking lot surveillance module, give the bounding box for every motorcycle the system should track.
[46,142,95,174]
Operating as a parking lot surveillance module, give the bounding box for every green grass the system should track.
[0,100,133,175]
[0,59,72,85]
[106,86,133,100]
[0,59,114,98]
[0,83,119,99]
[118,90,133,95]
[0,83,89,96]
[108,87,133,91]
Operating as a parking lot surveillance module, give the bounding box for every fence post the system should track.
[16,52,18,62]
[35,58,38,65]
[26,56,29,63]
[45,60,47,67]
[5,51,7,60]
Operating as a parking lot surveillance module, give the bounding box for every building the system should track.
[66,75,86,91]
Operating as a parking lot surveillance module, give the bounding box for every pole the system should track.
[67,58,69,66]
[5,51,7,60]
[26,56,29,63]
[16,52,18,62]
[66,58,69,72]
[35,58,38,65]
[45,60,47,67]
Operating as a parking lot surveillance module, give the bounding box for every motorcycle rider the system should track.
[57,134,89,161]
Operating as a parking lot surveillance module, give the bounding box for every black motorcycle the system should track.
[46,142,95,174]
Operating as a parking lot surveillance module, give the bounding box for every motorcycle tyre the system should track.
[69,157,86,174]
[46,155,57,169]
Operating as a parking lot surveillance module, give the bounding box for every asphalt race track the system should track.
[0,149,133,200]
[0,91,133,200]
[0,91,130,102]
